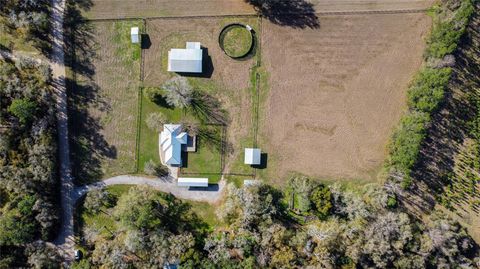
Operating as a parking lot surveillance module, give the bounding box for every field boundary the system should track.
[85,8,428,22]
[134,87,144,173]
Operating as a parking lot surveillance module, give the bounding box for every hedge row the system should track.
[387,0,475,188]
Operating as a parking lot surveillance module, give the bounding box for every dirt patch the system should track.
[260,13,431,183]
[84,0,255,19]
[143,17,259,175]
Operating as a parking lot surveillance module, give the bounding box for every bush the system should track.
[145,112,168,132]
[144,159,169,177]
[144,87,163,103]
[388,112,429,176]
[8,98,37,124]
[407,67,452,113]
[310,184,332,219]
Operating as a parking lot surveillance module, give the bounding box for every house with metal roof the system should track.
[159,124,188,166]
[168,42,203,73]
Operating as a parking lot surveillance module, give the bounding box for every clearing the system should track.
[142,17,260,181]
[260,13,432,183]
[68,20,142,183]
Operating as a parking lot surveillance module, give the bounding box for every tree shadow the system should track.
[65,0,116,185]
[189,91,229,125]
[176,46,214,79]
[401,13,480,215]
[245,0,319,29]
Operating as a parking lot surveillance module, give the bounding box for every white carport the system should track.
[178,177,209,187]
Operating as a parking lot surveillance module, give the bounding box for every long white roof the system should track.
[160,124,188,166]
[168,42,203,73]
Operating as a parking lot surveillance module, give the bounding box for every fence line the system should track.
[85,8,428,22]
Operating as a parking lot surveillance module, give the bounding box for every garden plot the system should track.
[69,20,142,183]
[260,13,431,183]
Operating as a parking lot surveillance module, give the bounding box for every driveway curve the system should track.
[73,175,226,204]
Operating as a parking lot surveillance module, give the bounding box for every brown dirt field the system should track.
[143,17,259,174]
[260,13,431,183]
[84,0,255,19]
[83,0,433,20]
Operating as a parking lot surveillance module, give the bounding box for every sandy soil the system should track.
[84,0,433,20]
[261,13,431,182]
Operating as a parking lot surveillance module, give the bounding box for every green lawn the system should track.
[137,92,184,171]
[180,125,223,183]
[138,90,223,183]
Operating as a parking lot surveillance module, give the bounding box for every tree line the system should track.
[73,179,480,268]
[0,58,60,267]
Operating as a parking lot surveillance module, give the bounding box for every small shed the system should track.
[244,148,261,165]
[131,27,140,44]
[178,177,209,187]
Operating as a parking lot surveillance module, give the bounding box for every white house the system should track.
[131,27,140,44]
[178,177,209,187]
[244,148,261,165]
[168,42,203,73]
[159,124,188,166]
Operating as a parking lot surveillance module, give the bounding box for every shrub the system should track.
[162,76,193,109]
[388,112,429,176]
[144,87,163,103]
[145,112,168,132]
[310,184,332,219]
[8,98,37,124]
[387,195,398,208]
[144,159,169,177]
[407,67,452,113]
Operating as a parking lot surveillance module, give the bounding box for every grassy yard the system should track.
[69,20,142,183]
[138,88,223,183]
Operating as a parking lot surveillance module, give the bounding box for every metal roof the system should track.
[167,43,203,73]
[244,148,261,165]
[160,124,188,166]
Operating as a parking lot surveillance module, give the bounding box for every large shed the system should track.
[168,42,203,73]
[178,177,209,187]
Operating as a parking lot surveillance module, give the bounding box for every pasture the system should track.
[260,13,432,184]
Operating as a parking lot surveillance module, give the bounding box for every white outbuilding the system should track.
[159,124,188,166]
[168,42,203,73]
[178,177,209,187]
[244,148,261,165]
[131,27,140,44]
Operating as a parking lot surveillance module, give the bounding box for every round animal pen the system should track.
[219,23,254,59]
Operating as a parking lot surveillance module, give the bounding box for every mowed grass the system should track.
[137,92,184,171]
[221,25,253,58]
[70,20,142,183]
[138,89,223,183]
